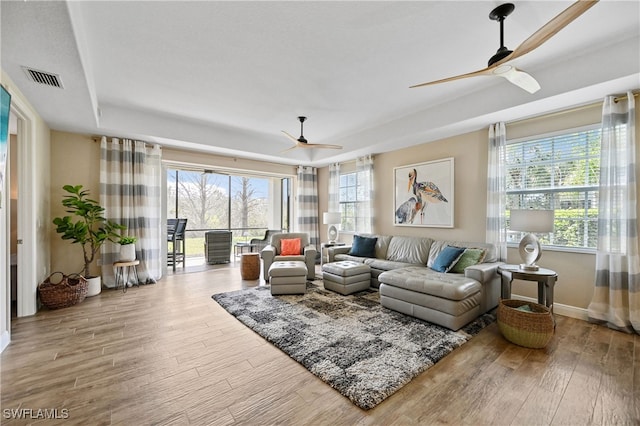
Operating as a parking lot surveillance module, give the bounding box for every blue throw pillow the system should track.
[348,235,378,258]
[431,245,466,273]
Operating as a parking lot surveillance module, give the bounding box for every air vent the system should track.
[22,66,64,88]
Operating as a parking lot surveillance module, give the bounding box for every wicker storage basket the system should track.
[497,299,554,349]
[38,272,88,309]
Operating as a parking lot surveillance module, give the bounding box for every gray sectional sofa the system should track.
[327,235,503,330]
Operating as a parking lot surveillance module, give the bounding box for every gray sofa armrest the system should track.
[261,245,276,280]
[464,261,503,284]
[327,246,351,263]
[303,245,317,279]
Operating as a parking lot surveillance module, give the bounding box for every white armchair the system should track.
[261,232,317,280]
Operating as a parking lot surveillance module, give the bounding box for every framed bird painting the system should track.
[393,157,454,228]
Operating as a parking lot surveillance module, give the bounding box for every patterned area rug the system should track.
[212,283,495,410]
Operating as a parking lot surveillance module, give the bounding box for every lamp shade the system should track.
[323,212,341,225]
[510,209,554,233]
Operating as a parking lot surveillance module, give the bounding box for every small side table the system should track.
[498,264,558,314]
[320,242,346,265]
[114,259,140,293]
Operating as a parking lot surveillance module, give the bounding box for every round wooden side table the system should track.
[241,253,260,280]
[113,259,140,293]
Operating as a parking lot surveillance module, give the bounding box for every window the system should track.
[506,125,601,249]
[338,172,368,232]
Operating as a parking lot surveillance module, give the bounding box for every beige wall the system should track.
[318,98,640,313]
[49,132,101,276]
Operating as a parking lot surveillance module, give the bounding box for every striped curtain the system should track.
[328,163,340,213]
[486,123,507,261]
[100,137,162,287]
[296,166,319,250]
[588,92,640,333]
[356,155,374,234]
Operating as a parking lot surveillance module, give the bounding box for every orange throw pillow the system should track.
[280,238,301,256]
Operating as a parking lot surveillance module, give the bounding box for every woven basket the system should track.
[38,272,88,309]
[497,299,554,349]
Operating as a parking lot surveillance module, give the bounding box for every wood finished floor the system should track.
[2,263,638,425]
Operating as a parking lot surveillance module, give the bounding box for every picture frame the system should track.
[393,157,454,228]
[0,84,12,208]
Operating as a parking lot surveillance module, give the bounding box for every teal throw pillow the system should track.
[449,248,487,273]
[431,245,466,273]
[348,235,378,258]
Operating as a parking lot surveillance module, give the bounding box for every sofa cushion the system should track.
[334,253,367,263]
[349,235,378,257]
[431,245,466,272]
[365,258,422,271]
[378,266,481,301]
[386,236,431,264]
[449,248,486,273]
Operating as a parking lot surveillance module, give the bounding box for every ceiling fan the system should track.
[281,116,343,153]
[410,0,599,94]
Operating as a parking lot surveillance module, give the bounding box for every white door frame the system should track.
[10,95,37,319]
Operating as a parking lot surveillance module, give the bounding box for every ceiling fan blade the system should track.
[305,143,343,150]
[410,67,494,89]
[495,0,599,66]
[280,144,301,154]
[281,130,299,143]
[494,65,541,94]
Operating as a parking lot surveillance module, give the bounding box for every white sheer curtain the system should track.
[328,163,340,213]
[486,123,507,261]
[100,137,162,287]
[356,155,374,234]
[588,92,640,333]
[296,166,320,249]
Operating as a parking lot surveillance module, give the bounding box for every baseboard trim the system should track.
[510,294,588,321]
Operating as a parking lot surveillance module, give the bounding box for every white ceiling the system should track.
[1,1,639,166]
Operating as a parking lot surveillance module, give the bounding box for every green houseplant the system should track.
[53,185,125,295]
[118,235,138,262]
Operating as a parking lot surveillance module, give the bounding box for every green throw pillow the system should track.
[449,248,486,273]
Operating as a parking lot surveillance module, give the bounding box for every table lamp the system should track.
[509,209,554,271]
[323,212,341,243]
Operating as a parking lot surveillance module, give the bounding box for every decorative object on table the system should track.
[53,185,126,296]
[497,299,554,348]
[38,271,88,309]
[212,283,495,410]
[410,1,597,94]
[323,211,341,243]
[117,235,137,262]
[394,158,454,228]
[509,208,554,271]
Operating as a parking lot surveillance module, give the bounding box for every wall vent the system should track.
[22,66,64,88]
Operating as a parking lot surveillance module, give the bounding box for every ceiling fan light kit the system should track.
[411,0,599,94]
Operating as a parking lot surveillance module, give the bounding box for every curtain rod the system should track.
[507,90,639,126]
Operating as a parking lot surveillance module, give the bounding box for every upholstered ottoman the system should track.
[268,261,308,295]
[322,261,371,295]
[378,266,482,331]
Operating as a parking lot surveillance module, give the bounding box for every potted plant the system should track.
[118,235,137,262]
[53,185,125,296]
